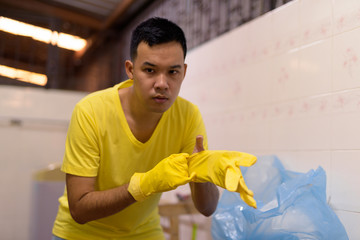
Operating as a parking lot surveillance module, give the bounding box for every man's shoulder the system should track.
[73,84,119,115]
[172,96,200,116]
[78,84,118,105]
[174,96,196,108]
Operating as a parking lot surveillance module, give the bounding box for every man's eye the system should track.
[145,68,154,73]
[169,70,179,74]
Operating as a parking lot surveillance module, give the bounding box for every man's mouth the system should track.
[153,95,168,103]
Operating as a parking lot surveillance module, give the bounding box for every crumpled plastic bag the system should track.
[211,155,349,240]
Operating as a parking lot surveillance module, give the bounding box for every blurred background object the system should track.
[30,163,65,240]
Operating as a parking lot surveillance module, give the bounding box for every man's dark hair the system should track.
[130,17,187,60]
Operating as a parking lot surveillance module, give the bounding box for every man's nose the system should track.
[154,74,169,91]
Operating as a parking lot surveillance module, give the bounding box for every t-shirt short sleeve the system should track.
[61,102,100,177]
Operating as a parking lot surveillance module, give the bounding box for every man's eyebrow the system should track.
[142,61,156,67]
[142,62,182,69]
[170,65,182,69]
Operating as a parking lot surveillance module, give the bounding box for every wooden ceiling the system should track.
[0,0,152,88]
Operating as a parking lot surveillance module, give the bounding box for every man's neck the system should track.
[119,87,163,143]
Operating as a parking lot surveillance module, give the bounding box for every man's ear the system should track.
[183,63,187,78]
[125,60,134,79]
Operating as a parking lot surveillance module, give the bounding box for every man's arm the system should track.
[190,182,219,216]
[189,135,219,216]
[66,174,136,224]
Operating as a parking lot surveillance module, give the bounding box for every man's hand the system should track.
[193,135,205,154]
[128,153,193,201]
[188,149,257,208]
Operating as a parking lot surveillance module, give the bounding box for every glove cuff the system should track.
[128,173,147,202]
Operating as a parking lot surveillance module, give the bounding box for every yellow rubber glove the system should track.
[128,153,194,201]
[188,150,257,208]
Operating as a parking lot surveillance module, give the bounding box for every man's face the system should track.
[126,41,187,114]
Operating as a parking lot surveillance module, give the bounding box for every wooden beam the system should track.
[74,0,136,61]
[102,0,136,30]
[0,0,102,30]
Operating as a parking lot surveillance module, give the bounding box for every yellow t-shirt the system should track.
[52,79,207,240]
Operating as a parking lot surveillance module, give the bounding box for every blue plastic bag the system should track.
[212,155,348,240]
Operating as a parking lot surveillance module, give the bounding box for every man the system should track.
[52,17,256,240]
[52,17,220,240]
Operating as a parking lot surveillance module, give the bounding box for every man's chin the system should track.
[149,99,174,113]
[149,103,172,113]
[152,106,170,114]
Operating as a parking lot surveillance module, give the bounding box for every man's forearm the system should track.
[190,182,219,217]
[68,183,136,224]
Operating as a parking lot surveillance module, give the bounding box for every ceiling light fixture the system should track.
[0,65,47,86]
[0,16,87,51]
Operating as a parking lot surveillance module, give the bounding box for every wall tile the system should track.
[247,11,274,62]
[333,0,360,35]
[269,118,299,150]
[331,151,360,212]
[269,94,333,151]
[299,0,333,45]
[239,121,270,151]
[331,89,360,150]
[226,23,252,67]
[334,209,360,240]
[270,49,299,102]
[269,116,332,151]
[271,0,300,54]
[333,27,360,91]
[331,112,360,149]
[222,68,248,109]
[238,61,274,107]
[295,116,332,150]
[298,39,333,97]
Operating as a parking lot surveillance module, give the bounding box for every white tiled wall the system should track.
[0,86,86,240]
[181,0,360,238]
